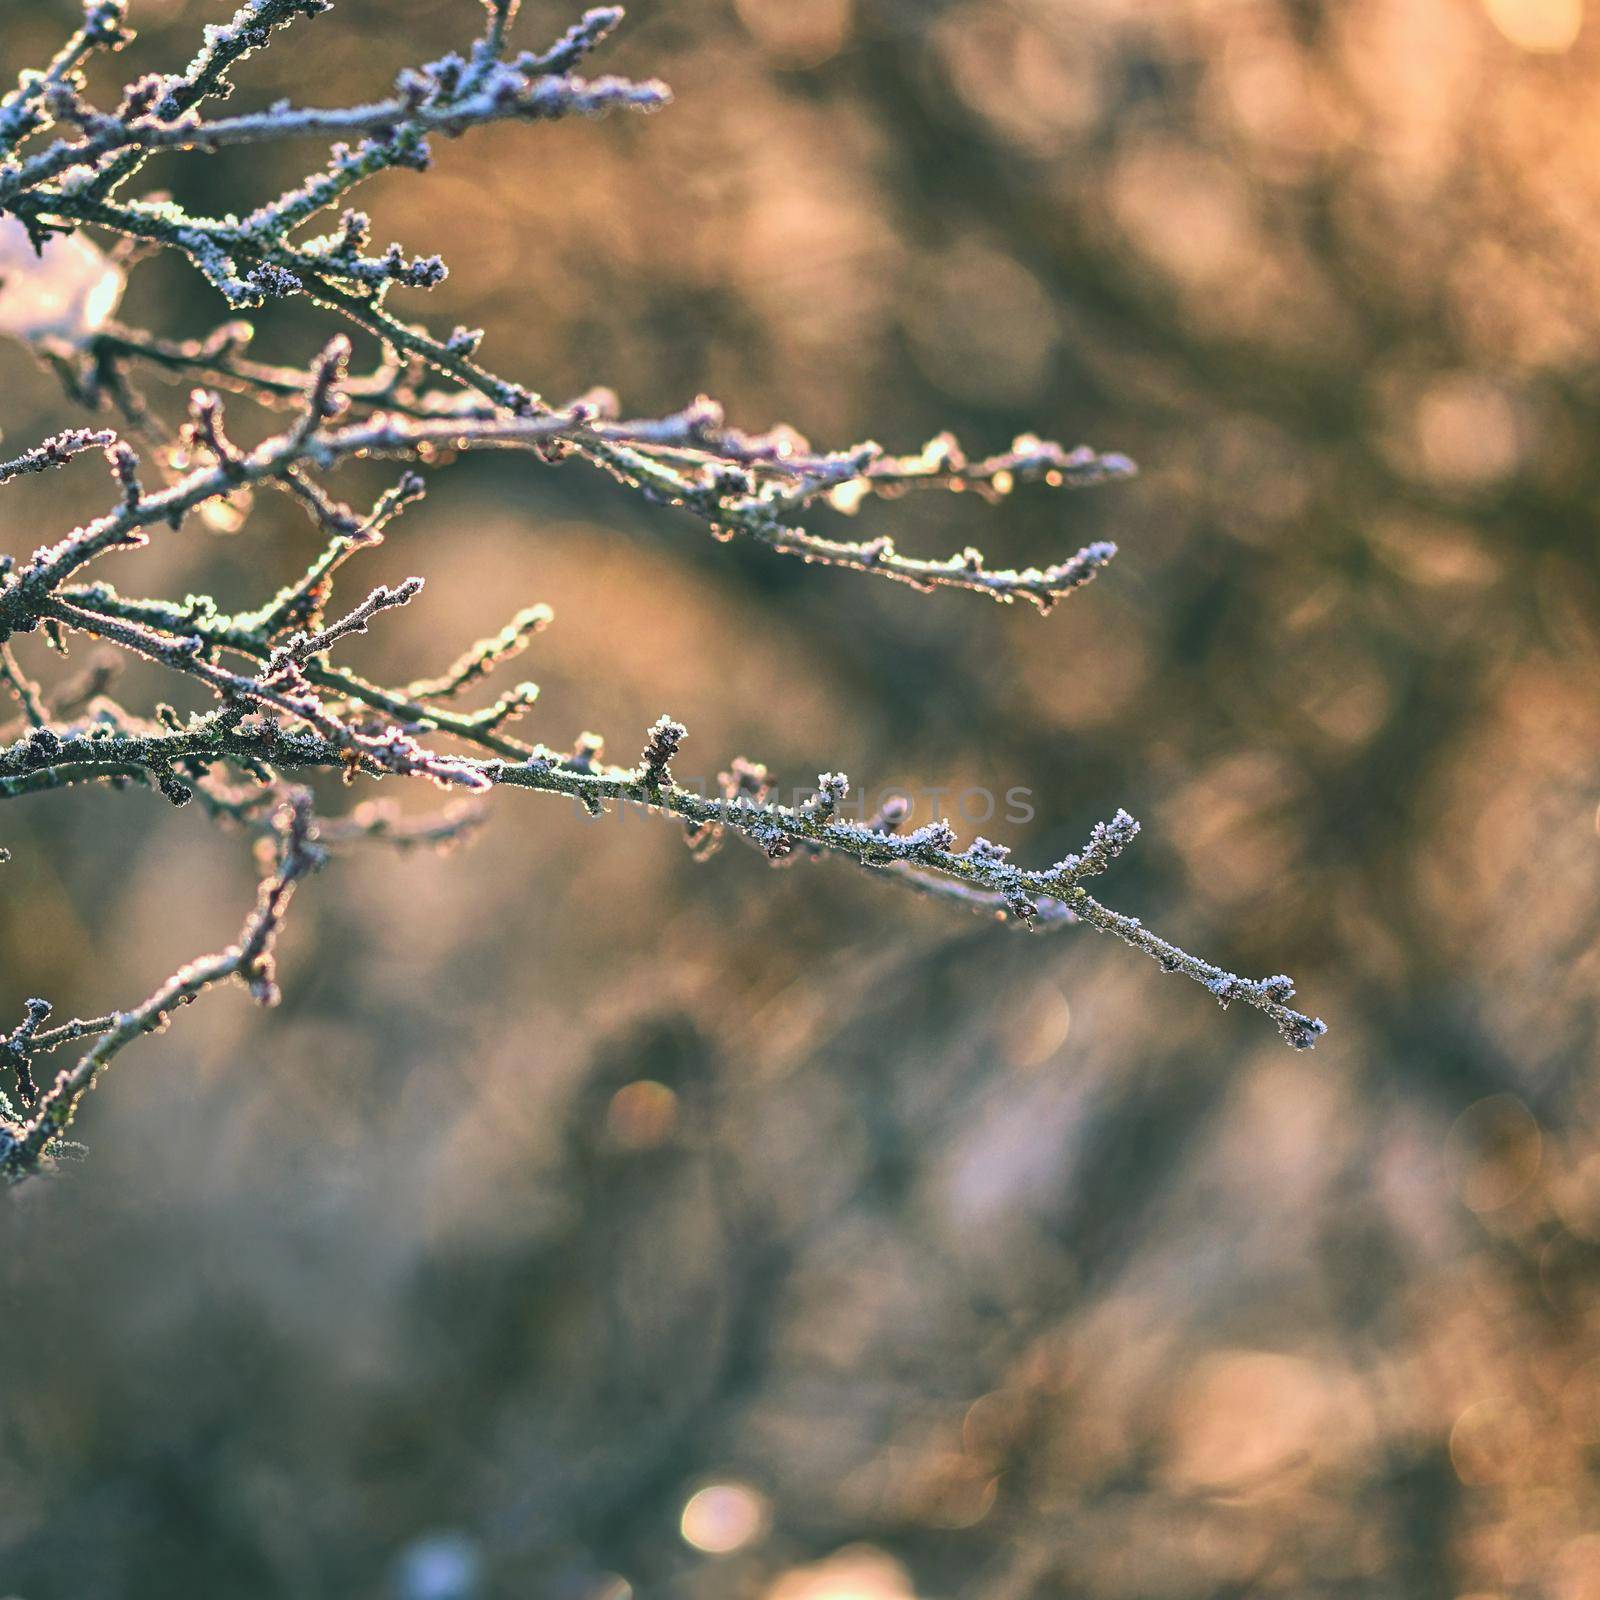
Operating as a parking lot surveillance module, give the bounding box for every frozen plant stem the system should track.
[0,793,321,1181]
[0,0,1324,1182]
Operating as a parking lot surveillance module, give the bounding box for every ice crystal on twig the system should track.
[0,0,1325,1183]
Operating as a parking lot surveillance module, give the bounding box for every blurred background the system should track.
[2,0,1599,1593]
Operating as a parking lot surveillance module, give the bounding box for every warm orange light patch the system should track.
[1483,0,1584,51]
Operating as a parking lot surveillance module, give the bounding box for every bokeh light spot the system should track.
[1162,1351,1342,1492]
[605,1079,680,1150]
[390,1532,482,1600]
[1483,0,1583,52]
[1449,1397,1536,1485]
[1444,1094,1542,1212]
[1413,375,1522,489]
[681,1481,770,1555]
[1003,984,1072,1070]
[734,0,852,67]
[765,1545,919,1600]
